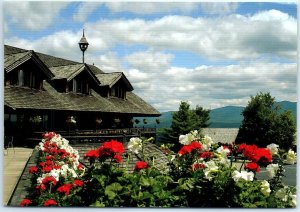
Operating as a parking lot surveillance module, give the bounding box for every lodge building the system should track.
[4,32,160,145]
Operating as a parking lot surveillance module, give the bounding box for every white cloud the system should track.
[81,10,296,60]
[4,2,69,31]
[89,52,124,73]
[200,2,239,15]
[105,2,198,14]
[5,9,297,61]
[123,53,296,111]
[73,2,103,22]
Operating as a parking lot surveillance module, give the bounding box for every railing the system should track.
[26,128,157,147]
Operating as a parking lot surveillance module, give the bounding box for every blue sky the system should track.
[3,1,298,112]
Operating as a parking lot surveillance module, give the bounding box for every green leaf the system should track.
[140,176,151,187]
[91,200,105,207]
[105,183,123,200]
[105,190,116,200]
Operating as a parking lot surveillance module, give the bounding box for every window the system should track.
[110,85,125,99]
[69,78,89,94]
[18,70,24,86]
[16,69,39,88]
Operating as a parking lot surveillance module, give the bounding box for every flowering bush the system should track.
[21,131,296,208]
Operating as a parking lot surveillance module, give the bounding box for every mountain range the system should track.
[135,101,296,129]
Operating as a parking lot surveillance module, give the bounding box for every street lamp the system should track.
[78,29,89,63]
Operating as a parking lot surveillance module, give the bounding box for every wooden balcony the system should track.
[26,128,157,147]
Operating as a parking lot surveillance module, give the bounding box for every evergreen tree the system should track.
[160,101,210,151]
[236,92,296,150]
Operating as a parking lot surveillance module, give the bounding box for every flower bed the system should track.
[20,130,296,207]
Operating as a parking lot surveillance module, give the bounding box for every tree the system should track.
[160,101,210,150]
[236,92,296,150]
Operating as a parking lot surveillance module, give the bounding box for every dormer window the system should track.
[110,85,125,99]
[18,70,24,86]
[68,78,89,94]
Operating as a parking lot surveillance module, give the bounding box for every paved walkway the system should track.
[3,147,33,206]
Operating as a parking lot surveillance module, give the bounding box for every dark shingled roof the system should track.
[4,45,160,116]
[4,51,30,71]
[50,64,85,80]
[96,72,134,91]
[4,81,160,115]
[4,86,66,110]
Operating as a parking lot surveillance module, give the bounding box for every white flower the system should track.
[261,180,271,197]
[49,169,60,181]
[201,135,213,151]
[179,133,195,145]
[276,187,288,202]
[290,194,297,207]
[266,163,279,178]
[216,146,230,158]
[128,137,143,154]
[203,160,218,181]
[284,149,297,165]
[232,170,254,182]
[266,143,279,155]
[38,142,45,151]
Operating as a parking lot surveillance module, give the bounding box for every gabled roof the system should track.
[4,81,160,116]
[50,64,85,81]
[4,45,160,116]
[4,49,54,78]
[96,72,134,91]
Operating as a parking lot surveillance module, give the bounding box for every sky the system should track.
[2,1,298,112]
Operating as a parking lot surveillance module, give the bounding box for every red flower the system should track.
[73,179,84,187]
[135,161,148,171]
[36,184,46,192]
[46,155,55,160]
[95,140,125,161]
[84,149,99,159]
[193,163,206,170]
[190,142,202,151]
[57,184,73,195]
[178,142,202,155]
[199,151,214,160]
[44,199,58,207]
[42,176,57,186]
[245,162,260,173]
[113,154,123,163]
[77,163,84,170]
[29,166,38,174]
[20,199,32,207]
[252,148,272,164]
[42,165,53,173]
[102,140,125,154]
[42,132,56,140]
[178,145,193,155]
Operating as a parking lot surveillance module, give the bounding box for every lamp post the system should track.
[78,29,89,63]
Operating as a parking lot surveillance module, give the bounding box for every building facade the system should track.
[4,44,160,144]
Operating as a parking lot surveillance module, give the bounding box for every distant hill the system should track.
[134,101,296,129]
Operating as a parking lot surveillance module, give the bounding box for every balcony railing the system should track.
[26,128,157,147]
